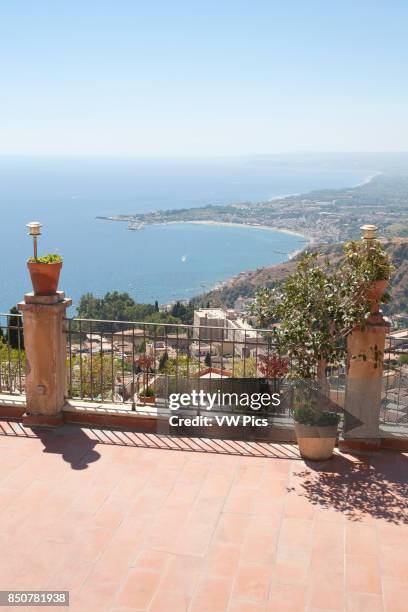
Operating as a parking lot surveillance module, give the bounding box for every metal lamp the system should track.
[360,224,377,241]
[27,221,42,260]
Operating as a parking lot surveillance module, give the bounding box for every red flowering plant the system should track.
[258,354,289,413]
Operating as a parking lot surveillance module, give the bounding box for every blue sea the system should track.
[0,156,377,314]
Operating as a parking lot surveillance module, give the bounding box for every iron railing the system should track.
[2,311,406,427]
[0,312,25,395]
[64,317,346,419]
[382,334,408,426]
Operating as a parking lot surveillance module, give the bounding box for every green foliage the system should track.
[28,253,62,264]
[232,356,258,378]
[141,386,155,397]
[294,405,340,426]
[315,411,341,426]
[77,291,155,323]
[69,353,117,400]
[170,301,194,324]
[293,405,315,425]
[164,355,199,377]
[249,240,393,380]
[343,239,394,282]
[77,292,190,331]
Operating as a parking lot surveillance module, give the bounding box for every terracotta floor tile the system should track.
[240,530,278,565]
[214,513,250,545]
[346,554,381,594]
[232,562,273,602]
[149,588,190,611]
[158,554,203,596]
[382,577,408,612]
[267,583,306,611]
[228,600,267,611]
[277,518,314,553]
[190,576,233,612]
[115,568,162,609]
[379,544,408,579]
[205,542,241,578]
[346,522,378,556]
[307,582,344,611]
[345,591,384,612]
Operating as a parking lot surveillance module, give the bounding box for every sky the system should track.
[0,1,408,157]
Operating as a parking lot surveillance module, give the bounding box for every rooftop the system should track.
[1,419,407,612]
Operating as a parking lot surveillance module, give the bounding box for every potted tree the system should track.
[27,253,63,295]
[249,234,393,460]
[292,390,341,460]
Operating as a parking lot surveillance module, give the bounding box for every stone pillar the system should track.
[18,291,72,427]
[342,315,390,452]
[342,225,390,453]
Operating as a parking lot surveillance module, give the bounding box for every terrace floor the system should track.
[0,420,407,612]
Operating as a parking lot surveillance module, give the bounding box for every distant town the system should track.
[98,174,408,245]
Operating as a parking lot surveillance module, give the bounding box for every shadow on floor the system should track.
[0,420,101,469]
[0,418,301,459]
[290,452,408,524]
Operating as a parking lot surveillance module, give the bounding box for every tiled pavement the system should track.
[0,420,407,612]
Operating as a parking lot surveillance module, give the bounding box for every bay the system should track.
[0,156,373,313]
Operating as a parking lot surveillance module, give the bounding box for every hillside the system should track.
[192,240,408,316]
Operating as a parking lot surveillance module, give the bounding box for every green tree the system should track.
[154,300,159,312]
[170,301,194,324]
[68,353,117,400]
[164,355,200,377]
[232,356,257,378]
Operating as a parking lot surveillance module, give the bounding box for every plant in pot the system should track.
[249,238,393,460]
[138,353,155,404]
[343,230,394,316]
[292,388,341,460]
[27,253,63,295]
[26,222,63,295]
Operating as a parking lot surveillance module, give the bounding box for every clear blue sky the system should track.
[1,1,407,156]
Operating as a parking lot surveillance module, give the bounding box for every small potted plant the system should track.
[139,386,155,405]
[293,395,340,461]
[26,222,63,295]
[138,353,155,404]
[27,253,63,295]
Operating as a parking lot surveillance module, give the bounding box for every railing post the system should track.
[341,226,390,453]
[18,291,72,427]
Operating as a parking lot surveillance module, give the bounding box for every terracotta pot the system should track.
[366,279,388,302]
[27,261,62,295]
[294,423,338,460]
[139,395,155,405]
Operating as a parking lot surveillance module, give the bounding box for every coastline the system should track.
[155,219,312,245]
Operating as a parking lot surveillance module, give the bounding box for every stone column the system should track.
[342,226,390,453]
[18,291,72,427]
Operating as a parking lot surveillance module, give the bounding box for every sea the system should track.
[0,155,377,314]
